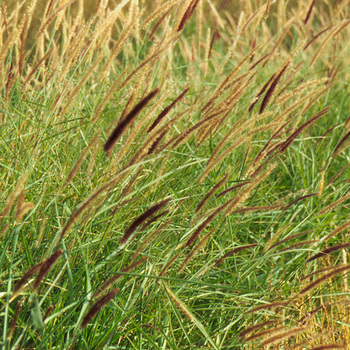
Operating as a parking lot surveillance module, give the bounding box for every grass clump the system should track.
[1,0,350,349]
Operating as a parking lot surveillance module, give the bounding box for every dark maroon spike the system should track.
[104,89,159,154]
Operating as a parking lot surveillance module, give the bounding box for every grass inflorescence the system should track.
[1,0,350,348]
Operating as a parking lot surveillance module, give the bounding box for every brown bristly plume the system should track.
[315,124,340,146]
[44,0,55,17]
[247,121,290,177]
[5,62,16,103]
[141,211,170,231]
[324,220,350,241]
[120,89,139,122]
[33,250,63,291]
[9,299,22,339]
[215,244,258,267]
[327,138,350,169]
[147,127,170,155]
[142,0,177,30]
[299,263,350,295]
[118,45,167,92]
[239,320,278,338]
[43,305,55,322]
[249,52,273,71]
[318,165,325,197]
[178,227,218,273]
[240,6,265,35]
[13,263,42,295]
[265,0,272,16]
[23,49,53,91]
[1,4,9,38]
[0,23,20,73]
[225,163,277,216]
[148,88,189,133]
[104,88,159,155]
[307,242,350,263]
[58,25,90,84]
[270,21,296,54]
[199,134,248,184]
[269,230,313,250]
[318,192,350,216]
[120,198,171,245]
[114,91,171,163]
[176,0,200,32]
[259,62,290,114]
[216,181,250,198]
[344,115,350,130]
[202,109,273,180]
[310,344,346,350]
[261,326,306,346]
[163,110,222,151]
[196,173,229,213]
[277,240,317,252]
[245,301,289,314]
[0,223,9,238]
[264,223,291,252]
[185,212,216,247]
[276,78,329,106]
[163,283,194,322]
[248,72,275,112]
[278,107,330,154]
[310,20,350,66]
[36,1,75,38]
[95,258,147,297]
[15,190,25,220]
[304,0,316,24]
[301,264,347,281]
[131,219,171,263]
[331,130,350,157]
[15,202,35,224]
[81,289,118,329]
[100,25,132,80]
[206,30,220,60]
[245,325,288,342]
[297,304,328,325]
[327,163,350,188]
[36,216,47,248]
[230,205,282,214]
[149,5,175,38]
[159,251,182,277]
[304,25,334,50]
[283,193,317,211]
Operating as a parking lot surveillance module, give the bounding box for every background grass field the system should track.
[1,0,350,349]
